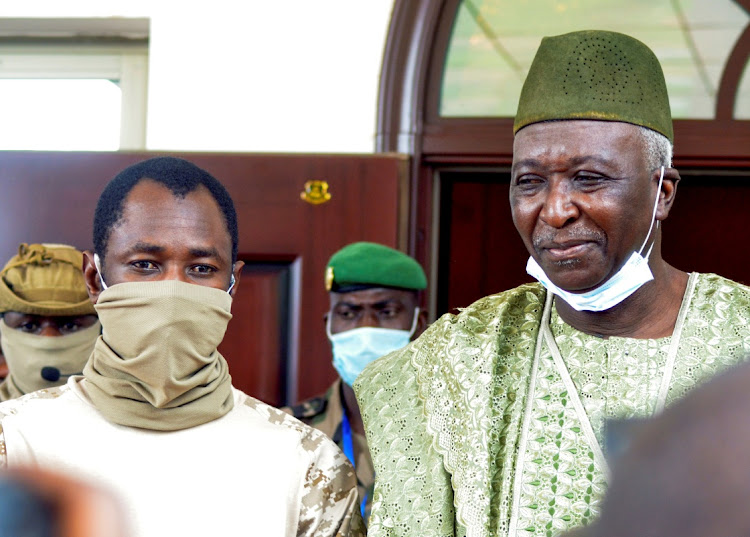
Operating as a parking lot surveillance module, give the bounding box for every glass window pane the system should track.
[440,0,750,119]
[0,79,121,150]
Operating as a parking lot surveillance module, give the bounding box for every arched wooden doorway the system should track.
[380,0,750,317]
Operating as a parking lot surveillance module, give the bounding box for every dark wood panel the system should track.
[439,173,530,314]
[219,263,288,406]
[662,173,750,286]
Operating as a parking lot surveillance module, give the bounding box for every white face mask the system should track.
[327,308,420,386]
[526,166,664,312]
[94,253,235,294]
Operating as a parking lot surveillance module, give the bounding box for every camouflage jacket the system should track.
[284,379,374,523]
[0,378,366,537]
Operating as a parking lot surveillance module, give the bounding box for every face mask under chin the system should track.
[526,166,665,312]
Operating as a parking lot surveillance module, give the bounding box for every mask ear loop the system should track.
[637,166,665,260]
[325,312,334,340]
[93,253,109,291]
[227,270,236,294]
[408,307,421,337]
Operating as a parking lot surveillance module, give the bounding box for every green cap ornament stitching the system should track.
[514,30,673,142]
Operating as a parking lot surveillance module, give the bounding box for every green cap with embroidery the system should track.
[325,242,427,293]
[514,30,673,142]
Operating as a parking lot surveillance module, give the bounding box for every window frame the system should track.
[0,25,148,150]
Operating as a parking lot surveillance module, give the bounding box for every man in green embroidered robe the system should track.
[354,30,750,537]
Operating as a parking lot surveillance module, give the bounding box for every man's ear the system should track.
[82,251,104,305]
[228,261,244,298]
[656,167,680,221]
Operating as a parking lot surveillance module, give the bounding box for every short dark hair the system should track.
[93,156,239,263]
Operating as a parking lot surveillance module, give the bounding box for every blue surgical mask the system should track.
[526,166,664,312]
[328,308,420,386]
[94,253,235,294]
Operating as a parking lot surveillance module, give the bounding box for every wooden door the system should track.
[0,151,409,406]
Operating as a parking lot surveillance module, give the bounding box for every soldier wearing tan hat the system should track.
[0,243,99,401]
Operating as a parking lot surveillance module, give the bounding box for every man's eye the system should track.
[131,260,157,271]
[380,309,398,318]
[19,322,39,333]
[191,265,216,275]
[575,174,606,184]
[515,175,543,187]
[336,310,357,320]
[60,322,80,333]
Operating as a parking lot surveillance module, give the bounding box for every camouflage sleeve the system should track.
[0,421,6,470]
[247,399,365,536]
[297,429,366,537]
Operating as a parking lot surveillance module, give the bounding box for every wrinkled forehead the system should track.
[512,120,645,168]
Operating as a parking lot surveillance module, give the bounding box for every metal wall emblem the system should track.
[300,180,332,205]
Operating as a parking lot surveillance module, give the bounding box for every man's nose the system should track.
[161,266,192,284]
[539,182,579,228]
[356,311,379,329]
[39,321,63,337]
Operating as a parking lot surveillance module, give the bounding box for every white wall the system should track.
[1,1,395,153]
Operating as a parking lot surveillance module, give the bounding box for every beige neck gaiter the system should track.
[83,280,234,431]
[0,319,100,401]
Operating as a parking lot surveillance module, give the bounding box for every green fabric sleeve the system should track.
[355,322,457,536]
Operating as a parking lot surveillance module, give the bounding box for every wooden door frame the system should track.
[378,0,750,313]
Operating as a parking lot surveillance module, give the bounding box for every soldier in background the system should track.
[0,243,99,401]
[284,241,427,523]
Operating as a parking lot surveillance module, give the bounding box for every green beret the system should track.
[325,242,427,293]
[0,243,95,316]
[514,30,673,142]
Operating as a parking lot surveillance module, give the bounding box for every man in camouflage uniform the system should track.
[0,157,364,537]
[285,241,427,523]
